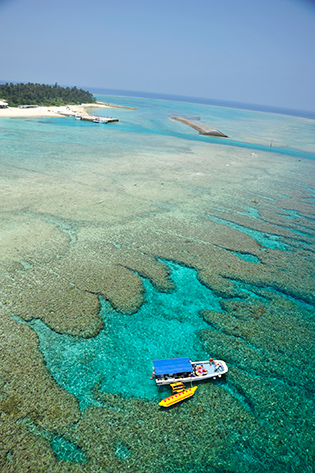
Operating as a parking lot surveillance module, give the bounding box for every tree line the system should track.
[0,82,96,107]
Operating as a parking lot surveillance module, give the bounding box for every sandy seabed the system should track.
[0,107,314,472]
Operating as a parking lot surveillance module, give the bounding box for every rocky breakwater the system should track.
[172,116,228,137]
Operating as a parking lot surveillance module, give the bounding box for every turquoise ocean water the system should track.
[1,91,315,472]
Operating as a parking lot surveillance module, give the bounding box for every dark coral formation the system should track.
[0,106,314,471]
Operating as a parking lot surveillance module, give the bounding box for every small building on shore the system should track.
[0,100,8,108]
[18,104,39,109]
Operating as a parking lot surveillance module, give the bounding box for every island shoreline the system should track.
[0,101,136,119]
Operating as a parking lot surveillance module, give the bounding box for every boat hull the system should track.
[159,386,198,407]
[154,360,228,386]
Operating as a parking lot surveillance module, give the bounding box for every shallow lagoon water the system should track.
[25,261,222,410]
[1,92,315,472]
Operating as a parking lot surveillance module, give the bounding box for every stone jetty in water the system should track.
[172,116,228,137]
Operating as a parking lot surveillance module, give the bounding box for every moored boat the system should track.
[159,383,198,407]
[152,357,228,386]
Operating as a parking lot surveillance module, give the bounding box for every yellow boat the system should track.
[159,385,198,408]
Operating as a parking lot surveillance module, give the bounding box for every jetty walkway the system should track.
[57,108,119,124]
[172,116,227,137]
[76,115,118,123]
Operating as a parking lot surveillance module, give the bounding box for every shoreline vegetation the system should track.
[0,82,96,107]
[0,82,137,118]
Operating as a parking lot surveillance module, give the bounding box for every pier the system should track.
[57,107,119,124]
[171,116,227,137]
[79,115,119,123]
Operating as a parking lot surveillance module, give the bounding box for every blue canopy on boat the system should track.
[153,357,193,375]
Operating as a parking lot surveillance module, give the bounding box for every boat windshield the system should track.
[153,357,193,375]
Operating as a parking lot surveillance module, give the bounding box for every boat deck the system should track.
[193,360,218,375]
[154,359,228,385]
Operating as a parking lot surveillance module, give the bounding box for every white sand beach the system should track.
[0,102,112,118]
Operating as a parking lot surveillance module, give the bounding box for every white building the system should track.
[0,100,8,108]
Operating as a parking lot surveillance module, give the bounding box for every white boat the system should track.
[151,357,228,386]
[75,114,81,120]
